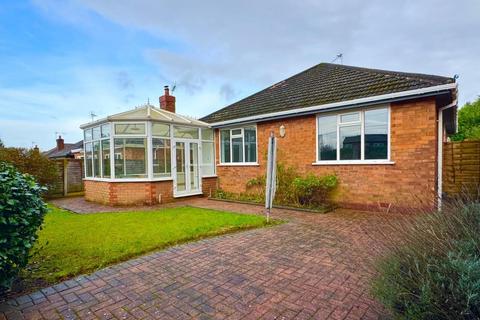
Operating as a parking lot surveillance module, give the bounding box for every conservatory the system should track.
[80,96,217,206]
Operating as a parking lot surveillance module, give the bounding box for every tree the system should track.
[452,97,480,141]
[0,139,4,148]
[0,147,58,188]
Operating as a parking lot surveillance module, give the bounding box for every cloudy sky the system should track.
[0,0,479,149]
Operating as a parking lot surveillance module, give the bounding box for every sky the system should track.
[0,0,479,150]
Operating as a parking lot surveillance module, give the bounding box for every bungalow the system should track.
[81,63,457,210]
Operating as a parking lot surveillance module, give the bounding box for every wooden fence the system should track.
[443,140,480,197]
[48,158,84,197]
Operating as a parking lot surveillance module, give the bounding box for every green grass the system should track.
[19,205,270,291]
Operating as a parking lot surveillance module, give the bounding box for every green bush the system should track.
[0,162,48,293]
[0,146,58,188]
[236,163,337,209]
[292,174,338,206]
[372,200,480,319]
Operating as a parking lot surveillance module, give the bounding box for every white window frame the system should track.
[218,124,259,166]
[84,121,214,183]
[200,128,216,177]
[313,105,394,165]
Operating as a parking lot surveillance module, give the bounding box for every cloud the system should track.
[3,0,480,149]
[77,0,480,104]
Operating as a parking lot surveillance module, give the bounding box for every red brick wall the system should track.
[215,97,439,210]
[202,177,218,197]
[85,177,218,206]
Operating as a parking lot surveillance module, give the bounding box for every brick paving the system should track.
[1,198,391,319]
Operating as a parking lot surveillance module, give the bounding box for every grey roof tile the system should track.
[201,63,454,123]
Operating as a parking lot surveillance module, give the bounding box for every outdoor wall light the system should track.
[279,125,286,138]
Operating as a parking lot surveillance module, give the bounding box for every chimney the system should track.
[56,135,64,151]
[159,85,176,113]
[33,145,40,153]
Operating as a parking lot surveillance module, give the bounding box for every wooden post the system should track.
[63,158,68,196]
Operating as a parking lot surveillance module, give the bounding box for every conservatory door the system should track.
[173,141,201,197]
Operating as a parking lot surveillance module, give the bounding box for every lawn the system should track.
[17,205,269,293]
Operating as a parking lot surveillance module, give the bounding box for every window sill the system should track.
[202,175,218,178]
[217,163,260,167]
[83,177,173,182]
[312,160,395,166]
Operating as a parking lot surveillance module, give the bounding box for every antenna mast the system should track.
[331,53,343,64]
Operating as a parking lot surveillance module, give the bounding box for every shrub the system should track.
[241,163,337,209]
[292,174,338,206]
[371,199,480,319]
[0,162,48,294]
[0,146,58,188]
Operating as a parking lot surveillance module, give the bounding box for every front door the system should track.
[173,141,201,197]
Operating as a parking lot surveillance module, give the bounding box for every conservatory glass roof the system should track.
[80,104,209,129]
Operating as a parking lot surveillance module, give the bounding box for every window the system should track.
[101,124,110,138]
[85,142,93,177]
[84,128,92,141]
[152,138,171,178]
[220,126,257,164]
[339,112,361,160]
[317,107,389,162]
[93,141,101,177]
[201,128,214,141]
[365,108,388,159]
[152,123,170,137]
[114,138,147,178]
[84,125,111,178]
[174,126,199,139]
[101,140,110,178]
[318,115,337,160]
[220,130,230,162]
[201,128,215,176]
[92,127,101,140]
[114,123,146,135]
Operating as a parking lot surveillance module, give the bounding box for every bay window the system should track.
[317,107,389,163]
[220,126,257,164]
[84,121,215,180]
[84,124,111,178]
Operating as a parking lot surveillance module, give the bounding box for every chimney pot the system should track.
[56,135,65,151]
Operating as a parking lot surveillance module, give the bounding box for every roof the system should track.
[80,105,209,129]
[44,140,83,159]
[201,63,455,124]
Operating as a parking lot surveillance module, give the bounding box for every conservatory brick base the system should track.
[84,177,218,206]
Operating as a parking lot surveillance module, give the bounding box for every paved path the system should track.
[1,198,390,319]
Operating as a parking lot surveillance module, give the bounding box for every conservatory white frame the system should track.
[83,121,216,195]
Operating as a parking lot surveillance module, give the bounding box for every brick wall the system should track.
[85,177,218,206]
[215,97,439,210]
[202,177,218,197]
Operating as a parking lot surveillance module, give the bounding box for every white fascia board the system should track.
[208,83,457,127]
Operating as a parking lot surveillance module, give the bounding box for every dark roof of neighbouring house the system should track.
[44,140,83,159]
[201,63,455,124]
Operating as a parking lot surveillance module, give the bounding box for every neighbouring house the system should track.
[44,136,84,196]
[81,63,457,210]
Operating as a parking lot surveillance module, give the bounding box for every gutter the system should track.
[208,83,457,127]
[437,98,458,210]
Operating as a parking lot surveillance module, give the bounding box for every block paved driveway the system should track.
[1,198,391,320]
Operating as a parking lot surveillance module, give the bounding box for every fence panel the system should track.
[443,141,480,197]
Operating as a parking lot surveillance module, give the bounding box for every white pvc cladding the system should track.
[80,105,215,182]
